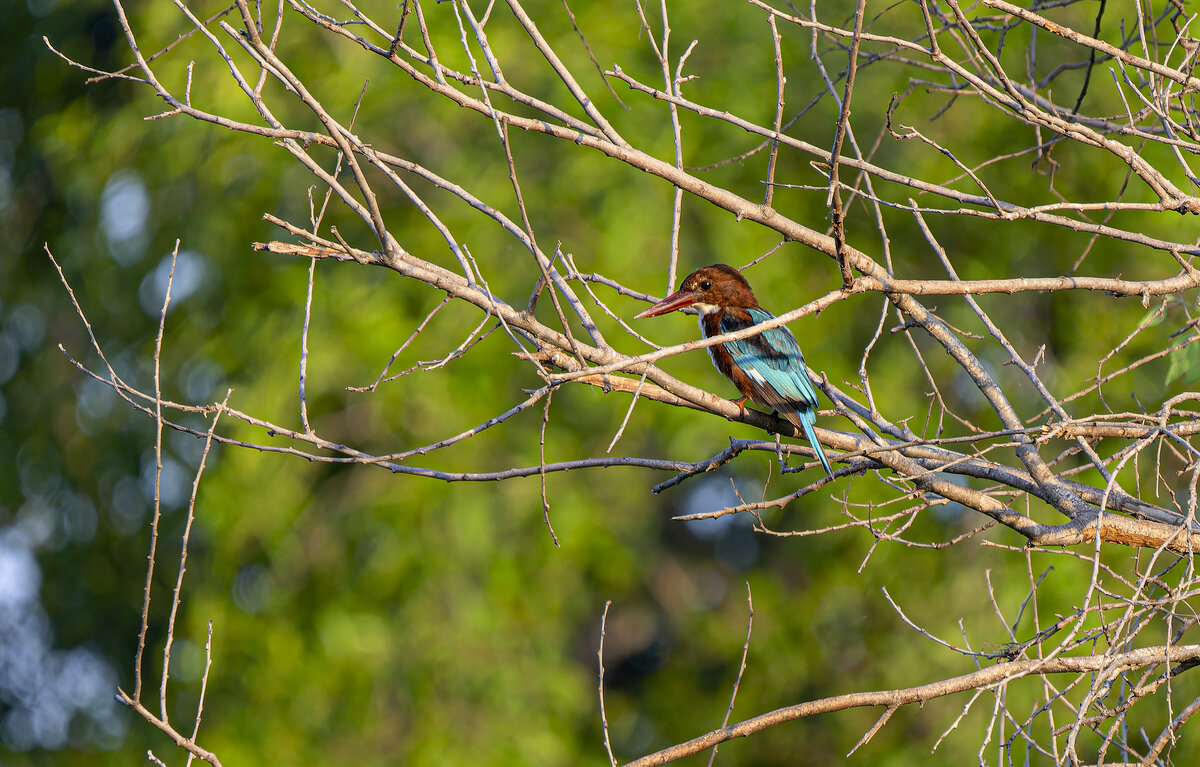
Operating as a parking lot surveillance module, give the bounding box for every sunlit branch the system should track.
[624,644,1200,767]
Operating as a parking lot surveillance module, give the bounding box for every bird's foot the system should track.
[729,395,750,415]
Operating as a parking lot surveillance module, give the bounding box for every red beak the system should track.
[634,290,698,319]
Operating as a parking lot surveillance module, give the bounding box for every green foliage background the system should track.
[4,1,1200,765]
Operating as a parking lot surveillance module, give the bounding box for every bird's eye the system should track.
[699,280,712,290]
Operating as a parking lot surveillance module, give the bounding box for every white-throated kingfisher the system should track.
[635,264,833,479]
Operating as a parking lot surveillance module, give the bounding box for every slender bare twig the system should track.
[705,582,754,767]
[598,601,617,767]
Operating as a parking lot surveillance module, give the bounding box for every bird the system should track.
[635,264,833,479]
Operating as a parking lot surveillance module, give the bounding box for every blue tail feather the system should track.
[798,414,833,479]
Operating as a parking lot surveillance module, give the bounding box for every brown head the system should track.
[634,264,761,318]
